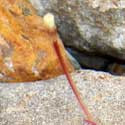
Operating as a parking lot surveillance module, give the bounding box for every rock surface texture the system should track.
[0,70,125,125]
[0,0,74,82]
[30,0,125,75]
[30,0,125,63]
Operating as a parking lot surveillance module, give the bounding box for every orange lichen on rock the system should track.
[0,0,74,82]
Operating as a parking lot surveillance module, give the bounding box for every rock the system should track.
[30,0,125,60]
[107,63,125,75]
[66,50,81,70]
[0,70,124,125]
[67,48,111,71]
[67,48,125,76]
[0,0,74,82]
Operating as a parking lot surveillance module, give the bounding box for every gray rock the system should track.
[0,70,125,125]
[67,48,111,70]
[30,0,125,60]
[66,50,81,70]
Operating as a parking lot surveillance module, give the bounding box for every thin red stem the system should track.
[53,41,96,125]
[84,120,97,125]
